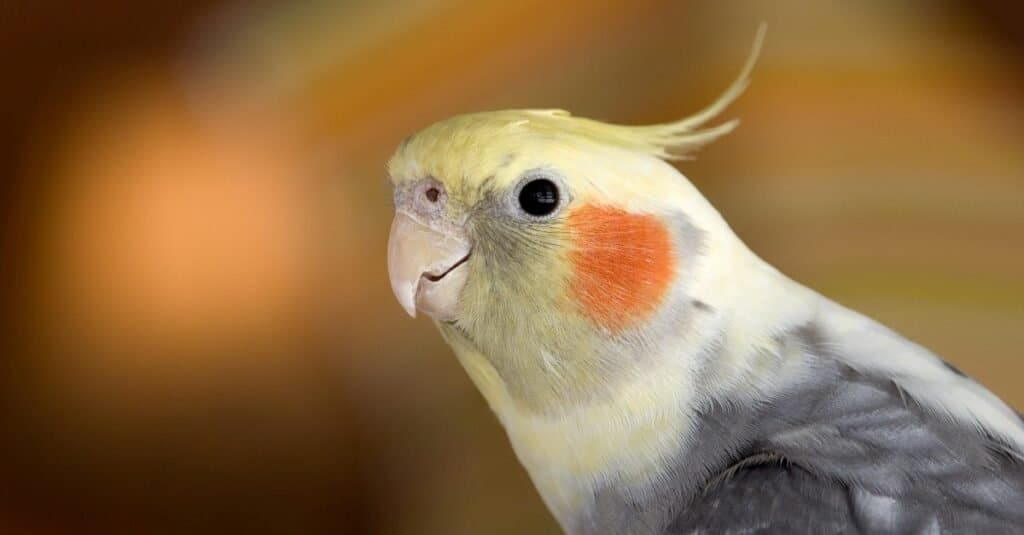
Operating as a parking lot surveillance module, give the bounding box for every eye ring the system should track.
[515,176,563,218]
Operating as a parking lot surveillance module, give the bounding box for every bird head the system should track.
[387,30,763,412]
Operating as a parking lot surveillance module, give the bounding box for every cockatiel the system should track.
[385,30,1024,535]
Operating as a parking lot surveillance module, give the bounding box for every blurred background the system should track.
[2,1,1023,533]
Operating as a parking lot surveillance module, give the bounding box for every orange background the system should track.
[3,1,1023,533]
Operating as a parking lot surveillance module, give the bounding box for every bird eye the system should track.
[517,178,560,217]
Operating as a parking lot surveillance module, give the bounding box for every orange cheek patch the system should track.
[567,204,676,332]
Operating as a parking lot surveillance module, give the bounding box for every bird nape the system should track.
[385,27,1024,535]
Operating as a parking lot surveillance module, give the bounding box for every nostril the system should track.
[425,187,440,203]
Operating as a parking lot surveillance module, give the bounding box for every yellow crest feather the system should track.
[389,24,766,190]
[551,22,765,161]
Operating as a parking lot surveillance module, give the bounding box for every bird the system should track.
[385,27,1024,535]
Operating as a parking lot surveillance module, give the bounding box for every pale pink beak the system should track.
[386,212,471,321]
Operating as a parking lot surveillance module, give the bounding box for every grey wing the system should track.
[665,457,1024,535]
[665,461,856,535]
[663,353,1024,535]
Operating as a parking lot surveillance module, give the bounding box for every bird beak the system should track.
[387,211,471,321]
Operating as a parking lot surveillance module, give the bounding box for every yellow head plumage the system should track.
[386,24,764,414]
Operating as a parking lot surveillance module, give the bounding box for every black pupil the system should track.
[518,179,559,216]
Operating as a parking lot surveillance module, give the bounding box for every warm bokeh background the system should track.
[3,1,1023,533]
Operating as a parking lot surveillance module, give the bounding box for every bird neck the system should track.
[441,323,704,530]
[439,247,819,531]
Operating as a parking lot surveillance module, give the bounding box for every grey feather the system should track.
[573,322,1024,534]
